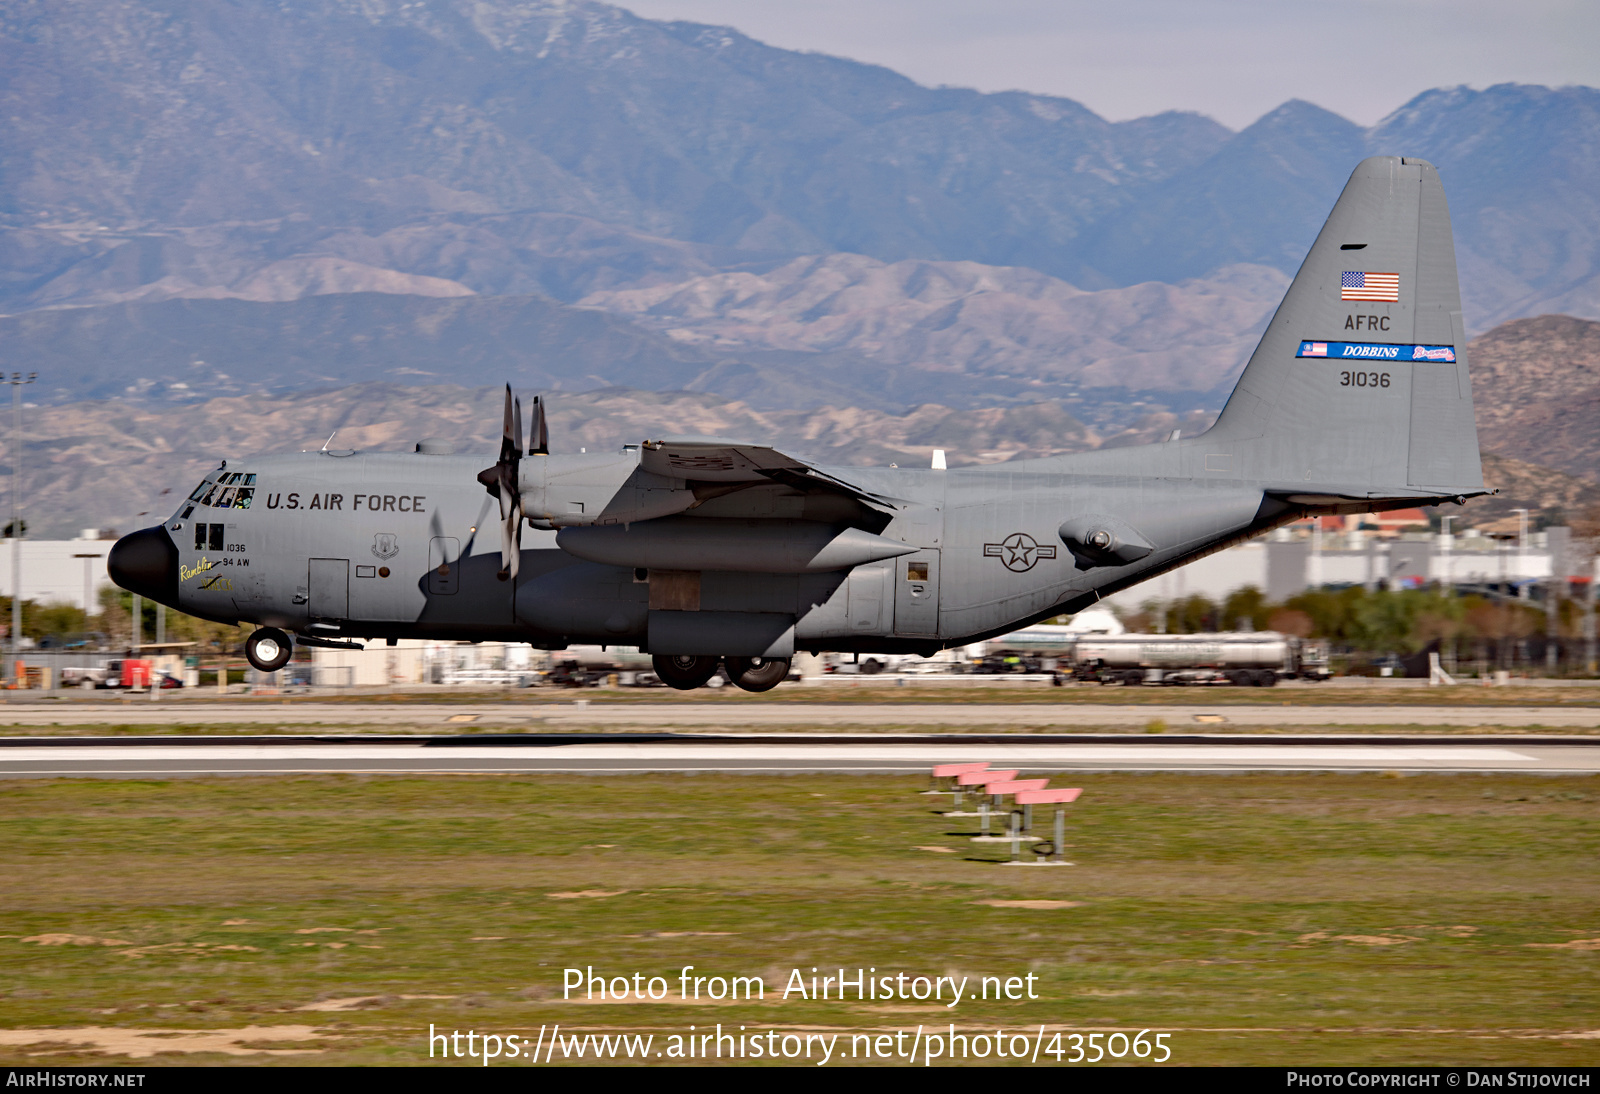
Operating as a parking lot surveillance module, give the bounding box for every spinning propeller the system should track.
[476,387,548,581]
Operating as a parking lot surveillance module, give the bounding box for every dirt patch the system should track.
[1297,931,1421,946]
[19,934,130,947]
[915,846,957,853]
[120,942,262,957]
[974,900,1082,910]
[0,1025,328,1058]
[548,890,627,900]
[297,993,457,1011]
[563,991,746,1006]
[296,996,387,1012]
[1525,938,1600,951]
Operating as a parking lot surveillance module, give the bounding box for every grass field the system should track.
[1,771,1597,1066]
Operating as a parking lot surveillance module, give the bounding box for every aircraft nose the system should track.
[108,525,179,604]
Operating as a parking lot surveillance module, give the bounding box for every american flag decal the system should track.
[1341,271,1400,301]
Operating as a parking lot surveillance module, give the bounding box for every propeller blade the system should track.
[498,384,518,465]
[499,496,522,581]
[479,382,527,581]
[529,395,549,456]
[480,384,525,517]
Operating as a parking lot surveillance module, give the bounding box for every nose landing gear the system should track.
[244,627,293,673]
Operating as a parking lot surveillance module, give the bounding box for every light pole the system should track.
[73,553,103,643]
[1512,508,1530,600]
[1588,556,1598,676]
[1438,515,1454,592]
[5,372,35,685]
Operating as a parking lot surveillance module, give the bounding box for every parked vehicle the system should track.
[1065,632,1330,686]
[541,646,661,687]
[61,659,129,689]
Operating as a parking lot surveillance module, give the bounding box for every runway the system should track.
[2,735,1597,776]
[1,701,1597,728]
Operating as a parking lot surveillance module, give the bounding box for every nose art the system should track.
[107,526,179,603]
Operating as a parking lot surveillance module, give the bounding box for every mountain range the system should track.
[0,0,1597,429]
[0,0,1596,543]
[14,315,1596,542]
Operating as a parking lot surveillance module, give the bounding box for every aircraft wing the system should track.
[639,436,895,508]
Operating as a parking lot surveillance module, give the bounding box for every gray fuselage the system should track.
[163,441,1289,655]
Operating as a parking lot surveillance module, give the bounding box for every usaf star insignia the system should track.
[983,532,1056,572]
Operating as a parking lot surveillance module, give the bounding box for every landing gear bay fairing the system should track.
[109,158,1486,691]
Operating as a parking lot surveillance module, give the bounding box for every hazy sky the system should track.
[618,0,1599,129]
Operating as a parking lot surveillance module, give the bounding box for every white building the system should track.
[0,531,118,610]
[309,640,538,687]
[1102,527,1570,611]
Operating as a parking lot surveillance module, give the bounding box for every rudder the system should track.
[1209,156,1484,499]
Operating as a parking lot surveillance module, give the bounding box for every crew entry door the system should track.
[894,550,940,637]
[308,558,349,620]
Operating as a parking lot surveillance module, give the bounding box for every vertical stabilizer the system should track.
[1209,156,1483,497]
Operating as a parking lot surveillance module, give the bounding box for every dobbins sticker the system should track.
[1297,341,1455,362]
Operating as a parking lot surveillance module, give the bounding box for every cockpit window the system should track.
[188,473,255,507]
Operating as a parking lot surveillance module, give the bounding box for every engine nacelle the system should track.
[520,453,696,528]
[556,517,916,573]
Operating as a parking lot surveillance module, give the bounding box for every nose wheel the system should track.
[244,627,293,673]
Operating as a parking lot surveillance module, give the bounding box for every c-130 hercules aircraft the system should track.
[109,157,1485,691]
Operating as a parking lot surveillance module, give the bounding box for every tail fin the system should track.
[1210,156,1484,501]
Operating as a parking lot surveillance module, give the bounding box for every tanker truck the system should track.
[1066,632,1330,686]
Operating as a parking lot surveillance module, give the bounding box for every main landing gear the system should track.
[651,654,793,693]
[723,656,789,693]
[244,627,293,673]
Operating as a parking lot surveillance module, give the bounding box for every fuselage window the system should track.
[235,487,254,509]
[189,479,215,502]
[215,487,238,509]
